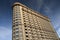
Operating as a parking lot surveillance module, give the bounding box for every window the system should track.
[26,35,28,37]
[15,19,18,21]
[13,20,15,22]
[16,24,18,26]
[24,23,26,25]
[30,27,32,28]
[13,29,15,31]
[25,32,28,34]
[16,28,19,31]
[13,32,15,34]
[26,39,29,40]
[16,22,18,23]
[15,31,19,35]
[16,38,19,40]
[16,33,19,35]
[16,31,19,33]
[13,36,15,38]
[32,36,34,38]
[16,28,19,30]
[25,26,27,27]
[25,29,27,30]
[16,39,19,40]
[13,25,15,27]
[41,36,44,39]
[16,35,19,37]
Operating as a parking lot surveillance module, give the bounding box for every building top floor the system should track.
[12,2,50,22]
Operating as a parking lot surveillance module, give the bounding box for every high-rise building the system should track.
[12,2,59,40]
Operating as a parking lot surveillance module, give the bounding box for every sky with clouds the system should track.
[0,0,60,40]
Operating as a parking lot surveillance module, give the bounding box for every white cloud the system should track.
[0,26,12,40]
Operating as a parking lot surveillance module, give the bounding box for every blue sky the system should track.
[0,0,60,40]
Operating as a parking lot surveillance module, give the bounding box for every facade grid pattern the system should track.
[12,2,59,40]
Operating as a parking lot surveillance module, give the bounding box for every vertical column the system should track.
[20,6,25,40]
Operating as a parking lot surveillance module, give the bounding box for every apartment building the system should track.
[12,2,59,40]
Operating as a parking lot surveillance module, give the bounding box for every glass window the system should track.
[13,29,15,31]
[15,31,19,36]
[16,35,19,37]
[25,29,27,30]
[16,28,19,30]
[25,26,27,27]
[16,31,19,34]
[16,33,19,35]
[26,39,29,40]
[26,35,28,37]
[13,32,15,34]
[25,32,28,34]
[16,28,19,31]
[13,36,15,38]
[16,37,19,39]
[13,25,15,27]
[16,39,19,40]
[16,24,18,26]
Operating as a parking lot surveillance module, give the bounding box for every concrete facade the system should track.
[12,2,59,40]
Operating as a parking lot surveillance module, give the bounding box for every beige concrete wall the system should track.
[12,2,59,40]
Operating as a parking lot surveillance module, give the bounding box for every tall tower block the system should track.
[12,2,59,40]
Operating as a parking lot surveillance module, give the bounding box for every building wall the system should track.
[12,2,59,40]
